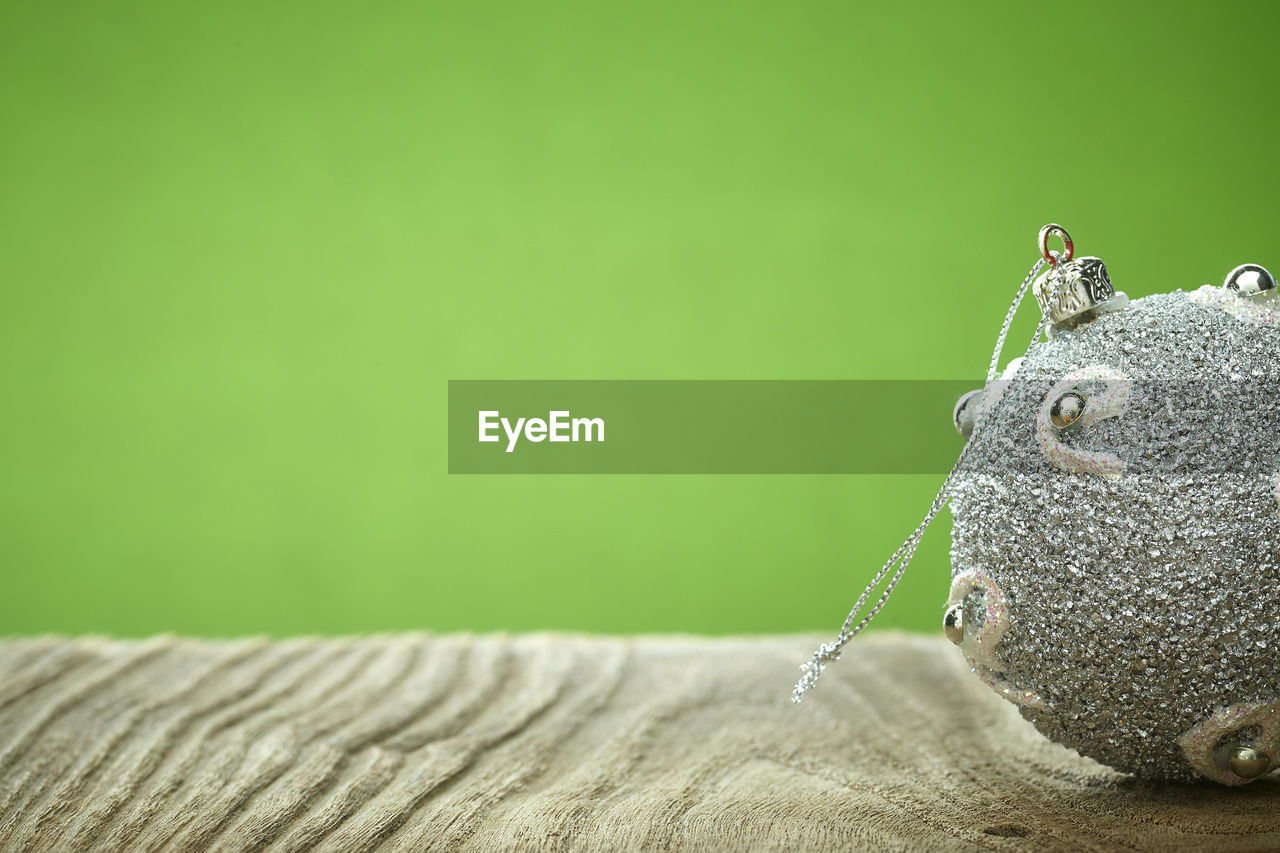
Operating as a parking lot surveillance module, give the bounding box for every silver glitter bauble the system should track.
[947,272,1280,783]
[792,229,1280,785]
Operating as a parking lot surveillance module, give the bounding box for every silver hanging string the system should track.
[987,255,1048,383]
[792,253,1052,703]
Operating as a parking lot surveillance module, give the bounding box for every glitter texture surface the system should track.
[1189,284,1280,329]
[949,288,1280,782]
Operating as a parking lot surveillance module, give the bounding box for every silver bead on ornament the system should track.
[1048,391,1086,432]
[943,603,964,645]
[952,389,982,439]
[1224,263,1277,299]
[1216,744,1271,780]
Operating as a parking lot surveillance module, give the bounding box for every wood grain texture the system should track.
[1,633,1278,852]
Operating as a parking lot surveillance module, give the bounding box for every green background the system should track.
[2,1,1277,637]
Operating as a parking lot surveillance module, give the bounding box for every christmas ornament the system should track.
[794,224,1280,784]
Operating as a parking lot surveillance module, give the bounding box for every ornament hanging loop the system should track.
[1039,223,1074,268]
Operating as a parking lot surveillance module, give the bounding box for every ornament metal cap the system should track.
[1032,224,1119,328]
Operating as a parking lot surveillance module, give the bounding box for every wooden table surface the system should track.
[0,633,1277,852]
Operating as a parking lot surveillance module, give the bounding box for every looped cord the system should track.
[987,255,1048,383]
[792,254,1049,703]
